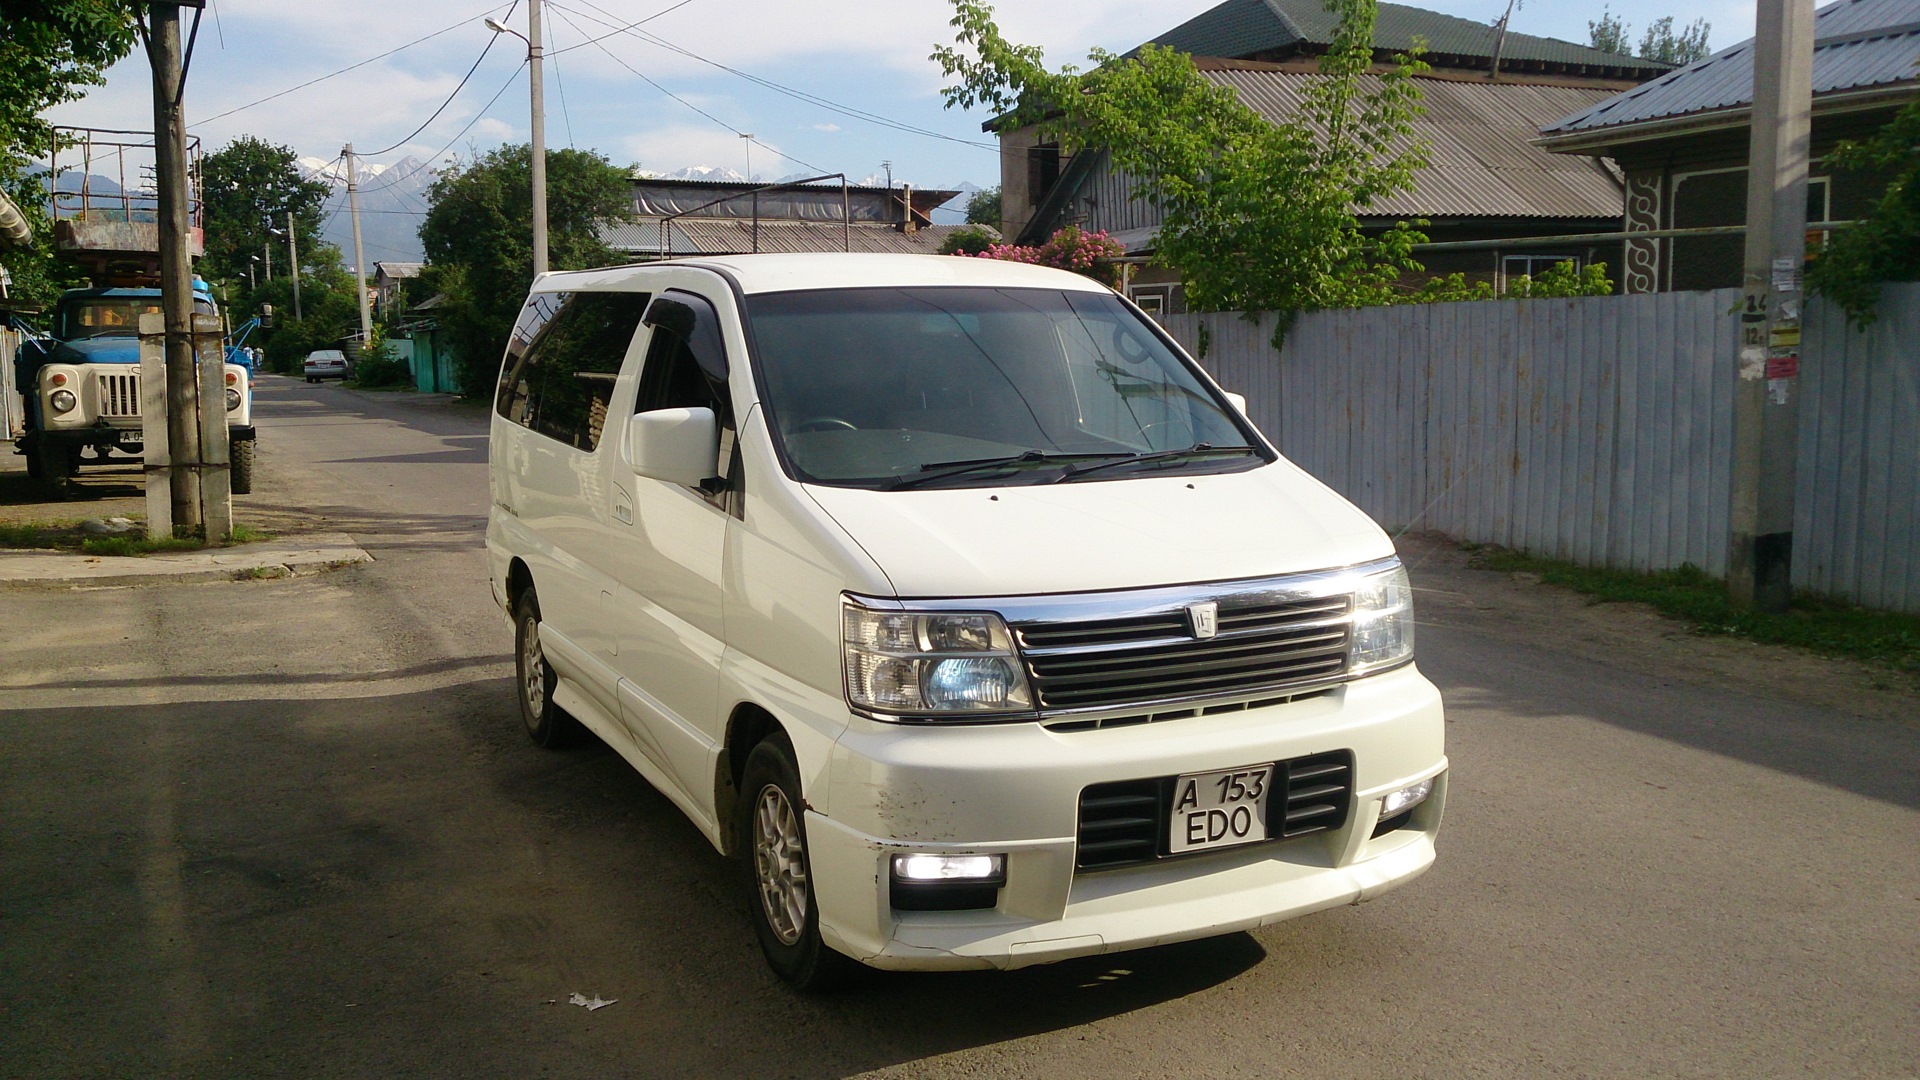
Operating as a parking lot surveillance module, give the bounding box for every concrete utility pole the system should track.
[146,3,202,533]
[1728,0,1814,611]
[345,144,372,347]
[287,210,302,320]
[529,0,548,276]
[262,238,272,281]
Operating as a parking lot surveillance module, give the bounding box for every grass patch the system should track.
[79,534,205,556]
[229,523,274,544]
[0,522,79,549]
[1467,545,1920,675]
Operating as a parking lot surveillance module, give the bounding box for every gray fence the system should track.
[1160,284,1920,613]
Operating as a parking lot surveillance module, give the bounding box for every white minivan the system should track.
[486,254,1446,988]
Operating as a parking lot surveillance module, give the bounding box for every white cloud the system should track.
[812,123,842,132]
[621,124,794,176]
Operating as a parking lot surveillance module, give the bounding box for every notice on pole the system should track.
[1771,256,1801,293]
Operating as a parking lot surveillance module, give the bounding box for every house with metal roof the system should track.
[1537,0,1920,293]
[598,176,984,259]
[995,0,1674,310]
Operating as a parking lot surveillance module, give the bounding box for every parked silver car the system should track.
[304,349,348,382]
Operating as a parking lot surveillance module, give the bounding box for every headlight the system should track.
[1348,563,1415,674]
[843,603,1033,717]
[49,388,77,414]
[225,387,242,411]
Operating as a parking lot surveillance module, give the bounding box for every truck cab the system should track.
[17,279,255,492]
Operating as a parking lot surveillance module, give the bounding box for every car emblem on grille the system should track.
[1186,602,1219,639]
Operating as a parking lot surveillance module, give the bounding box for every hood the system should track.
[803,459,1393,599]
[54,336,141,365]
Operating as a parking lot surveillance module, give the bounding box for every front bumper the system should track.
[809,664,1446,970]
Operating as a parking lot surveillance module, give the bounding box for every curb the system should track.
[0,531,374,590]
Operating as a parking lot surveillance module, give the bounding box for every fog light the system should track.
[1380,778,1433,819]
[50,388,77,414]
[891,853,1005,883]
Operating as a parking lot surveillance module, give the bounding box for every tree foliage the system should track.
[964,185,1001,227]
[1587,8,1712,65]
[0,0,139,308]
[936,225,997,255]
[200,136,332,291]
[419,144,635,394]
[1806,101,1920,326]
[932,0,1432,324]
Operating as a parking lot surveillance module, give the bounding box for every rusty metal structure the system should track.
[45,126,204,284]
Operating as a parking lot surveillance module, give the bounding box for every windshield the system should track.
[745,287,1263,489]
[58,297,216,339]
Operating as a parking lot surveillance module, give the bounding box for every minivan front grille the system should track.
[1016,594,1351,711]
[1075,751,1355,871]
[98,370,141,418]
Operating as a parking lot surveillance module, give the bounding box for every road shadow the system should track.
[1417,622,1920,810]
[2,679,1267,1079]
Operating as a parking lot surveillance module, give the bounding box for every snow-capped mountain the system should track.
[307,155,434,267]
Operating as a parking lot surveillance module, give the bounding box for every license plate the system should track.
[1169,764,1273,854]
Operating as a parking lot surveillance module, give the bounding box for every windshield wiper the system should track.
[888,450,1130,490]
[1050,443,1259,483]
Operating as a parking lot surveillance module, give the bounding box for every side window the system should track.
[637,290,739,502]
[496,291,651,450]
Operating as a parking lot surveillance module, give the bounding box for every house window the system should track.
[1500,255,1580,293]
[1130,289,1166,315]
[1028,142,1062,202]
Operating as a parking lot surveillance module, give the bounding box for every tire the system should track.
[306,376,317,383]
[23,442,44,480]
[739,732,855,992]
[513,588,578,748]
[230,438,255,495]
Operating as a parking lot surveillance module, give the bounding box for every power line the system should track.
[554,0,998,153]
[546,0,704,58]
[191,2,511,128]
[549,13,577,148]
[360,0,520,158]
[545,4,827,175]
[355,62,527,195]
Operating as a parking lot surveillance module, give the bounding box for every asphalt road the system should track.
[3,375,1915,1079]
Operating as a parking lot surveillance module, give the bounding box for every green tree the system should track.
[1639,16,1712,65]
[964,185,1001,227]
[937,225,997,255]
[932,0,1431,327]
[419,144,635,394]
[1587,9,1630,55]
[1807,101,1920,326]
[200,136,332,292]
[0,0,139,307]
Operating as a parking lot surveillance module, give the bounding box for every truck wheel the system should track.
[23,443,44,480]
[739,732,855,992]
[514,588,579,748]
[230,439,255,495]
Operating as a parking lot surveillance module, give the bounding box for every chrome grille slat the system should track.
[1015,590,1353,713]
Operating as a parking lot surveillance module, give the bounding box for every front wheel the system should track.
[739,733,855,992]
[513,587,578,748]
[230,439,255,495]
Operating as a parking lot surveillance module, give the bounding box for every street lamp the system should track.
[269,216,302,320]
[247,253,260,290]
[485,4,548,276]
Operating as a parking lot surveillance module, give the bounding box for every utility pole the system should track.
[529,0,548,276]
[262,237,272,281]
[286,209,302,320]
[1728,0,1814,611]
[1488,0,1517,81]
[145,3,201,534]
[345,144,372,346]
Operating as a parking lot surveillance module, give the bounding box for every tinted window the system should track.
[637,291,731,421]
[496,291,651,451]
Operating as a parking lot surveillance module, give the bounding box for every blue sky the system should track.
[48,0,1757,193]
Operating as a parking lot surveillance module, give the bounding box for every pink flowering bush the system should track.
[975,226,1124,286]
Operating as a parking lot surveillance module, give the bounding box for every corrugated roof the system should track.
[1542,0,1920,137]
[601,219,981,256]
[1145,0,1671,74]
[1202,70,1624,218]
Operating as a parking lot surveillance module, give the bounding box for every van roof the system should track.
[529,253,1118,297]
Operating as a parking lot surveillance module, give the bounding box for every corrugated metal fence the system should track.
[1160,284,1920,613]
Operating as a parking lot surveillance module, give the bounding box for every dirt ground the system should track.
[1395,530,1919,725]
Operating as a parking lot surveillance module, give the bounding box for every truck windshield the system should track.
[745,287,1262,489]
[59,297,216,339]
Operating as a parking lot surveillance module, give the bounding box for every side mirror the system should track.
[1223,391,1248,416]
[627,407,719,488]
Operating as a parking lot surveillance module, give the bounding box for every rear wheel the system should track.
[739,732,855,992]
[230,439,255,495]
[513,587,578,748]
